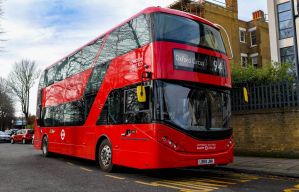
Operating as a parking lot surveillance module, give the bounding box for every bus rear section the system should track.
[34,7,233,171]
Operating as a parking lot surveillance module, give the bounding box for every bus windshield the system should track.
[156,81,231,132]
[153,13,226,54]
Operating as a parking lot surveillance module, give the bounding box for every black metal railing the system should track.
[231,81,299,111]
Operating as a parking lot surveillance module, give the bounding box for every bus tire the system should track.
[97,139,114,172]
[42,136,50,157]
[10,139,14,144]
[22,139,26,144]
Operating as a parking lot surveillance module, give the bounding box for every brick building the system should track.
[169,0,271,68]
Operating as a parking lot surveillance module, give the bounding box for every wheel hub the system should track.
[43,142,47,154]
[100,145,111,167]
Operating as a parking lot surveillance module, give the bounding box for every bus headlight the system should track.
[161,136,179,150]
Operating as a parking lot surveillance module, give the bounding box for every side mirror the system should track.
[214,24,234,60]
[137,85,146,103]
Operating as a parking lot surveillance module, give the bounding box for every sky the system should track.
[0,0,267,116]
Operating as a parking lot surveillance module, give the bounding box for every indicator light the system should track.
[162,137,167,142]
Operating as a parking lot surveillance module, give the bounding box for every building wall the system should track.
[169,0,272,69]
[231,108,299,158]
[268,0,299,73]
[202,2,241,66]
[254,20,272,67]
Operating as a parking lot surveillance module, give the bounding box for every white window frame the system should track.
[239,27,246,43]
[240,53,248,67]
[250,53,259,67]
[249,27,257,47]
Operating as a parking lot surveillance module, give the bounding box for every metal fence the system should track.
[231,81,299,111]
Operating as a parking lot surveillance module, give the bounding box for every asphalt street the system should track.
[0,143,298,192]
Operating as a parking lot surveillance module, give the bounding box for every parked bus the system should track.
[34,7,233,172]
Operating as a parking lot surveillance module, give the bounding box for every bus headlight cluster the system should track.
[162,136,178,150]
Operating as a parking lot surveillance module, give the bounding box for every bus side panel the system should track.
[114,124,157,169]
[94,124,158,169]
[33,120,42,150]
[84,126,97,160]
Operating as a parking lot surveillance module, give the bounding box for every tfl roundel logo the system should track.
[61,129,66,141]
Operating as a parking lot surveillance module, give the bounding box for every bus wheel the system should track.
[10,139,14,144]
[22,139,26,144]
[42,136,50,157]
[97,139,114,172]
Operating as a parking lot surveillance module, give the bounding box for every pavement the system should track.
[219,156,299,178]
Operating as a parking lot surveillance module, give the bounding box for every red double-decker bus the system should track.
[34,7,233,172]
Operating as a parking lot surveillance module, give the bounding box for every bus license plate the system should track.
[198,159,215,165]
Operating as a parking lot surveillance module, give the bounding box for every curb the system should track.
[215,166,299,179]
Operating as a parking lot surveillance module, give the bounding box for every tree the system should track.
[231,62,295,84]
[7,60,40,120]
[0,77,14,130]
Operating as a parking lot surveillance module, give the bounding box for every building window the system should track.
[250,30,257,47]
[252,56,258,68]
[250,53,259,68]
[277,2,294,39]
[241,53,248,67]
[239,28,246,43]
[280,46,295,64]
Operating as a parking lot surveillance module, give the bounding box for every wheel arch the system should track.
[41,134,48,150]
[95,134,111,160]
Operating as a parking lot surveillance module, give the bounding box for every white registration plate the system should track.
[198,159,215,165]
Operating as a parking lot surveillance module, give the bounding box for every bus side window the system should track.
[108,89,123,124]
[97,102,108,125]
[96,86,151,125]
[46,66,56,86]
[36,72,45,126]
[124,86,150,124]
[55,59,68,82]
[64,101,84,126]
[96,89,124,125]
[42,107,53,127]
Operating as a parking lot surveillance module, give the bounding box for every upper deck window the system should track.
[153,13,226,54]
[96,14,151,65]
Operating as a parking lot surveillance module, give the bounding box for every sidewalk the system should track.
[219,156,299,178]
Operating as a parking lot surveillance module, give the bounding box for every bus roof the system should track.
[142,7,218,28]
[45,7,218,71]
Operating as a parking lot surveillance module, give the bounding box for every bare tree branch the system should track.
[7,59,41,121]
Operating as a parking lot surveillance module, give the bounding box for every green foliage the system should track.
[231,62,295,84]
[25,124,34,129]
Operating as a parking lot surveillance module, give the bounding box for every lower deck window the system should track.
[97,84,151,125]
